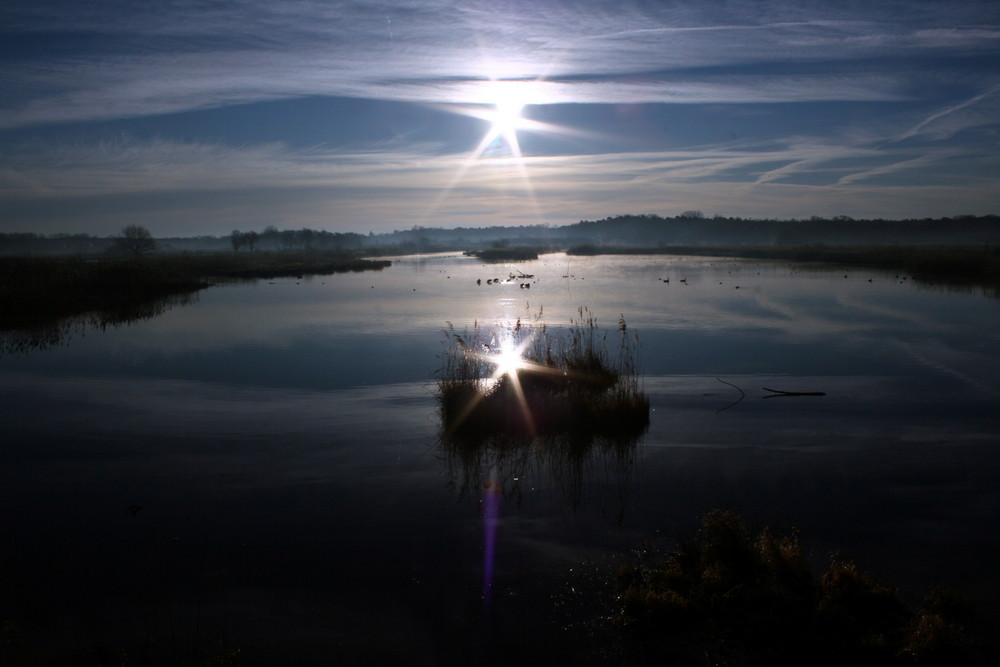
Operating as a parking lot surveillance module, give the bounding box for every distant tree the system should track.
[244,230,259,251]
[279,229,297,250]
[261,225,280,250]
[230,229,244,252]
[680,210,705,219]
[114,225,156,257]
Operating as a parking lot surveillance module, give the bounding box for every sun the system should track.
[423,76,595,222]
[486,88,527,137]
[492,338,526,378]
[475,83,532,158]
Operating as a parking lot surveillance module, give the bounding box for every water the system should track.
[1,252,998,663]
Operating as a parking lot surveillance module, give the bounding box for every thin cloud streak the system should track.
[893,84,1000,142]
[4,133,997,235]
[836,154,946,186]
[0,72,920,130]
[4,136,954,200]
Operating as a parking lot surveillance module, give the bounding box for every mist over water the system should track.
[1,252,998,663]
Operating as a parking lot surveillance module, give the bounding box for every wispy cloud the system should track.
[836,153,945,185]
[1,1,997,232]
[2,1,997,128]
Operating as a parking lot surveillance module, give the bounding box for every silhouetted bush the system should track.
[614,511,990,666]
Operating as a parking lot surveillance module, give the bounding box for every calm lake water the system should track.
[2,252,998,664]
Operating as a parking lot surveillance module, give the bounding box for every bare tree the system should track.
[230,229,259,252]
[114,225,156,257]
[231,229,244,252]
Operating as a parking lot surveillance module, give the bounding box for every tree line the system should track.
[2,214,998,257]
[228,226,365,252]
[0,226,367,256]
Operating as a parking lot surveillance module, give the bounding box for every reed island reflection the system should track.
[436,309,650,521]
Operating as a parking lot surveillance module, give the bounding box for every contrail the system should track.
[893,84,1000,143]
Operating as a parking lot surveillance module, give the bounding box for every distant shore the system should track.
[565,244,1000,292]
[0,250,391,332]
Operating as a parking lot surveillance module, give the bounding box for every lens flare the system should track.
[481,478,502,607]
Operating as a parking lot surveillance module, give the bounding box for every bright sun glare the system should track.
[478,85,530,158]
[489,97,526,136]
[493,339,525,378]
[426,76,587,223]
[452,80,540,161]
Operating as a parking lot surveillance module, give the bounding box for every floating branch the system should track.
[715,377,745,413]
[762,387,827,398]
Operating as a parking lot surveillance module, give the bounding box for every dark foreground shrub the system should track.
[614,511,990,666]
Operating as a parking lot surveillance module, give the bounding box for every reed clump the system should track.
[438,307,649,443]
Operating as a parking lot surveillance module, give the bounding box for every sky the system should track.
[1,0,999,237]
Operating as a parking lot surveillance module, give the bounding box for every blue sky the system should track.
[1,0,998,236]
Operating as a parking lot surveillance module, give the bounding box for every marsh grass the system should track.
[154,249,392,280]
[0,256,207,329]
[614,510,990,666]
[437,307,649,443]
[0,251,392,347]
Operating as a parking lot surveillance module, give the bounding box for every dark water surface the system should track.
[2,253,998,663]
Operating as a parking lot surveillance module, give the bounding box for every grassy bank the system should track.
[567,244,1000,292]
[0,251,391,331]
[159,249,392,280]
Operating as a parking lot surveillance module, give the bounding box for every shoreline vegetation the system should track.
[0,250,391,333]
